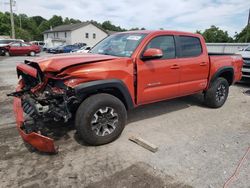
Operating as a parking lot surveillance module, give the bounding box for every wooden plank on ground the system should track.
[129,136,158,153]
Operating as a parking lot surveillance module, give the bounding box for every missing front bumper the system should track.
[13,97,58,153]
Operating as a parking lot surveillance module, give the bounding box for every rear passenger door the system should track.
[176,36,209,95]
[21,43,32,54]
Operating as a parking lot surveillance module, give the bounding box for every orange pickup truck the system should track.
[8,30,243,153]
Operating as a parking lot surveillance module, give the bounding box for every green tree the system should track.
[64,17,71,24]
[195,30,202,34]
[64,17,81,24]
[0,11,146,41]
[31,16,46,27]
[16,27,32,41]
[101,21,126,32]
[48,15,63,27]
[129,27,139,31]
[199,25,233,43]
[69,18,81,24]
[234,25,250,42]
[0,12,11,36]
[38,21,50,32]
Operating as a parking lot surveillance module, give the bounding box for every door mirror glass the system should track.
[142,48,163,60]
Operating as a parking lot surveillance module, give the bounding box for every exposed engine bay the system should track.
[8,61,80,143]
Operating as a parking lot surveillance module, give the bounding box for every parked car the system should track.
[236,45,250,79]
[49,45,80,54]
[30,41,45,50]
[46,45,64,53]
[0,39,24,47]
[8,30,243,153]
[71,46,91,53]
[74,43,87,48]
[3,42,40,56]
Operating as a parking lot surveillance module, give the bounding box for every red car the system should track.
[8,30,243,153]
[3,42,40,56]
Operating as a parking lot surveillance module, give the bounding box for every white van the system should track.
[0,39,24,47]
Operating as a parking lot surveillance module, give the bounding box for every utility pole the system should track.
[9,0,15,39]
[248,8,250,26]
[246,8,250,43]
[19,15,22,29]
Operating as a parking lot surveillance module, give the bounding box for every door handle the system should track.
[170,64,180,69]
[200,62,207,66]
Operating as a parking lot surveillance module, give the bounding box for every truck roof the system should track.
[114,30,202,38]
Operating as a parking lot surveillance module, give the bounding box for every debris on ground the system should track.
[129,136,158,153]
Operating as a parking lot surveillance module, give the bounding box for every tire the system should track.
[5,51,10,56]
[204,77,229,108]
[75,93,127,145]
[29,51,35,56]
[0,49,6,56]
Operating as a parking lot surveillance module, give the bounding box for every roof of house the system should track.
[43,22,109,34]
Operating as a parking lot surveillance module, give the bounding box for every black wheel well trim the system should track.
[74,79,134,110]
[210,66,234,86]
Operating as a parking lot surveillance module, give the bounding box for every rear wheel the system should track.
[29,51,35,56]
[0,49,6,56]
[75,93,127,145]
[204,77,229,108]
[5,51,10,56]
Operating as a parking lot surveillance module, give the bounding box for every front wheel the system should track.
[75,93,127,145]
[204,77,229,108]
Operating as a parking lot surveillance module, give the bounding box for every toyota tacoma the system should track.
[8,30,243,153]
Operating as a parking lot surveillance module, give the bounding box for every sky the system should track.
[1,0,250,36]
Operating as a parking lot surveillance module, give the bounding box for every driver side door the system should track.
[136,35,180,105]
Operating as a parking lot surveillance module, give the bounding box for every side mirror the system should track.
[142,48,163,60]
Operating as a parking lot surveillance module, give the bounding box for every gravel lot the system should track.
[0,53,249,188]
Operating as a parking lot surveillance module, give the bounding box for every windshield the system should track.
[90,33,147,57]
[0,39,22,44]
[0,40,13,44]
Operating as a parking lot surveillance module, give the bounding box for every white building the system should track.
[43,22,109,48]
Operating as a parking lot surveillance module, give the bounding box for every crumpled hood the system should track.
[29,53,119,72]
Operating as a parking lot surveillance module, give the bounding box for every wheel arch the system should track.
[210,66,234,86]
[74,79,134,110]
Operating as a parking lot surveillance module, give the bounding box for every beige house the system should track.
[43,22,108,48]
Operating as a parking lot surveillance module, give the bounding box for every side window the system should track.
[22,43,31,47]
[11,43,21,47]
[145,36,176,59]
[179,36,202,57]
[245,46,250,51]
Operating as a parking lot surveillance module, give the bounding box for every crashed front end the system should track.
[9,60,79,153]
